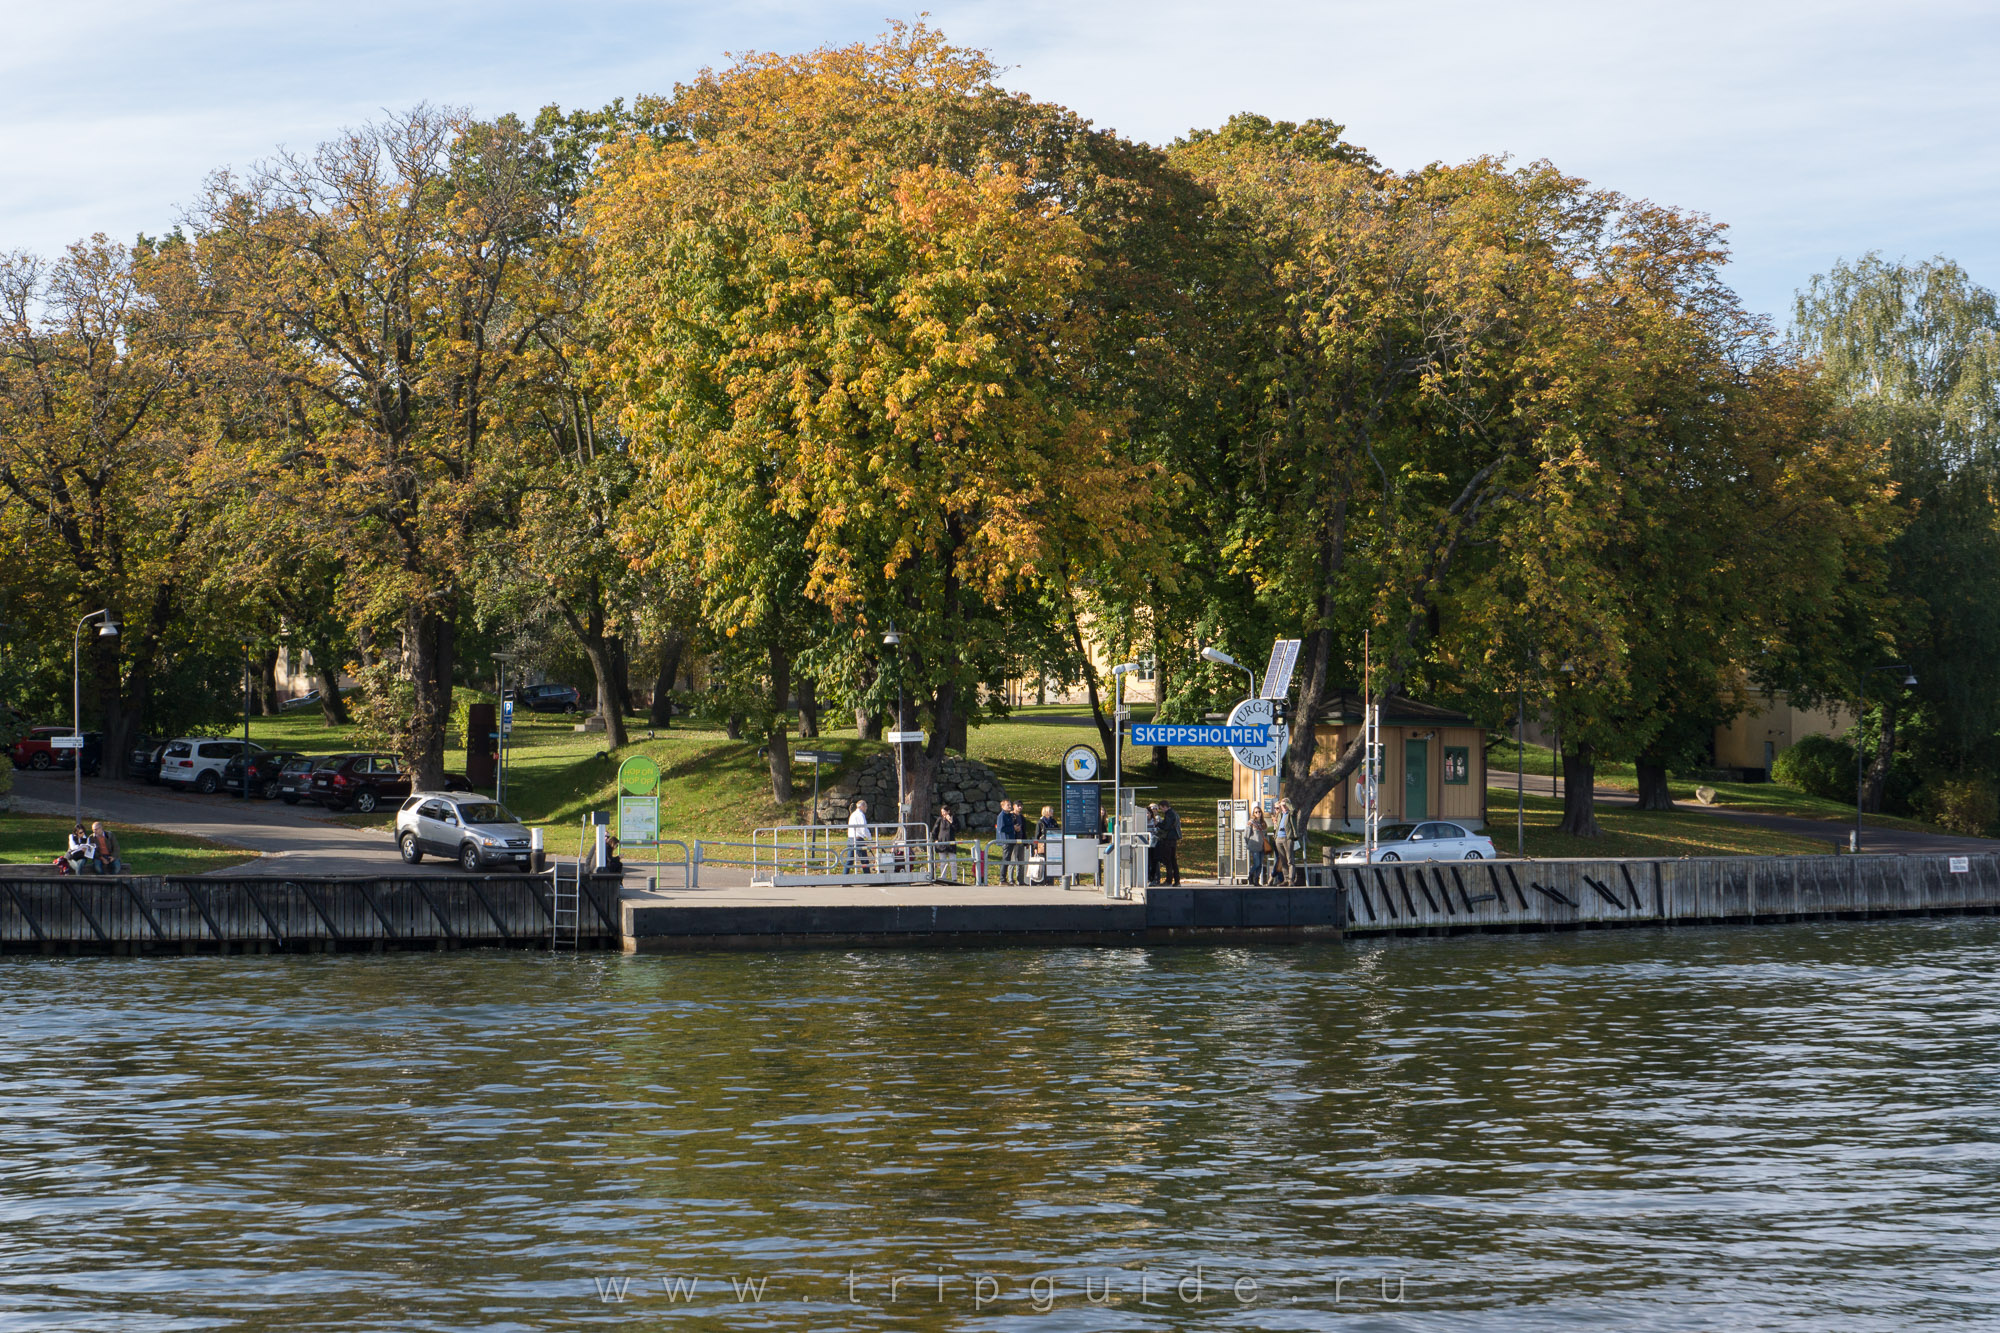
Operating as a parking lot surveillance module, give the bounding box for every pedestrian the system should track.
[65,823,93,875]
[1033,805,1060,884]
[1273,798,1295,884]
[846,798,874,874]
[1154,800,1182,886]
[1245,808,1269,885]
[996,800,1024,880]
[1005,801,1031,885]
[933,804,960,883]
[90,821,120,875]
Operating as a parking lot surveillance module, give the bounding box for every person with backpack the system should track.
[1153,801,1182,886]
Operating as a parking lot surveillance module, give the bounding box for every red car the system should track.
[309,752,471,813]
[8,725,99,773]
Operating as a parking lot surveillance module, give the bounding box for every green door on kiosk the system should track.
[1404,738,1429,821]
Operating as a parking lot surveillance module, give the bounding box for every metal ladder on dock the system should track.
[548,862,582,951]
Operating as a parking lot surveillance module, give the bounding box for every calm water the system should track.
[4,922,2000,1330]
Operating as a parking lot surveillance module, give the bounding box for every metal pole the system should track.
[1112,669,1123,900]
[242,643,251,798]
[1516,684,1525,857]
[1854,677,1864,855]
[72,614,84,824]
[496,660,505,807]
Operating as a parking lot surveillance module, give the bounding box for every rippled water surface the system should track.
[5,921,2000,1329]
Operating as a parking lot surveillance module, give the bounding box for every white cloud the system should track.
[4,0,1996,317]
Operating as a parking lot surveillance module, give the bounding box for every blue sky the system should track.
[6,0,1996,322]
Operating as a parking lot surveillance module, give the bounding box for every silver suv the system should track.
[395,792,534,872]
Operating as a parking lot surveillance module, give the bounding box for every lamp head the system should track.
[1111,661,1140,676]
[98,616,120,638]
[882,622,902,648]
[1201,646,1236,668]
[1903,672,1917,687]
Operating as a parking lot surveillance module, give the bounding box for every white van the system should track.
[158,738,265,794]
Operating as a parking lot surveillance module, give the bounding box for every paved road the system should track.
[8,771,440,877]
[1488,770,2000,856]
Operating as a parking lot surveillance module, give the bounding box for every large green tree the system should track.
[589,28,1160,826]
[188,108,561,784]
[1794,254,2000,812]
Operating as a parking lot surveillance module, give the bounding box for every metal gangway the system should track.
[722,822,943,887]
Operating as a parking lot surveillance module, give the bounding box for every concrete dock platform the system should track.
[620,879,1342,950]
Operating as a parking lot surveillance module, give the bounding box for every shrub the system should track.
[0,754,12,804]
[1771,733,1856,802]
[1917,776,2000,837]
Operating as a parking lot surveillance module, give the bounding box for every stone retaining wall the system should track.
[821,753,1010,833]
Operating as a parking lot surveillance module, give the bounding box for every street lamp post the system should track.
[1200,645,1257,705]
[1855,664,1916,853]
[72,609,120,823]
[492,652,517,806]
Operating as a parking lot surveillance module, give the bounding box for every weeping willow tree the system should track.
[1795,255,2000,812]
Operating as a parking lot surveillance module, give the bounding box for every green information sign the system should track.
[617,754,661,796]
[618,795,659,847]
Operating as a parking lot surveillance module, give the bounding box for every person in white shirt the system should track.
[845,799,873,874]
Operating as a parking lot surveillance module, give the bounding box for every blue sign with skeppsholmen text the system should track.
[1128,723,1271,748]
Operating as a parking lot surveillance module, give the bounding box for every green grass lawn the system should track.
[1485,737,1935,832]
[0,812,254,875]
[1471,790,1842,859]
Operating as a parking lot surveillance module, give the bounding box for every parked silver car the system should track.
[395,792,533,872]
[1334,821,1497,864]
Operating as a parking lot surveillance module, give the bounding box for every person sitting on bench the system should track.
[88,821,121,875]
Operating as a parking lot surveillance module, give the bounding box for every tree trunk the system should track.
[797,675,819,738]
[94,628,133,781]
[607,633,635,719]
[1862,698,1898,813]
[556,592,629,749]
[766,645,794,803]
[726,713,744,740]
[947,700,967,754]
[1557,744,1602,837]
[649,634,683,727]
[899,682,943,831]
[311,633,350,725]
[407,605,455,789]
[1634,753,1675,811]
[578,637,629,748]
[854,707,882,740]
[257,648,281,715]
[1066,601,1116,759]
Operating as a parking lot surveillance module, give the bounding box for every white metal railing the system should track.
[744,822,936,886]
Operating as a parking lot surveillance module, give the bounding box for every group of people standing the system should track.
[990,801,1060,884]
[1243,799,1299,886]
[839,793,1204,888]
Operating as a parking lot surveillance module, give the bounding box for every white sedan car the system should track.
[1334,821,1496,864]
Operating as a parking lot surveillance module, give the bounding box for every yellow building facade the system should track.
[1713,691,1856,776]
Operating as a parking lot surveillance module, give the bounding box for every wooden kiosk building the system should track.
[1231,692,1488,832]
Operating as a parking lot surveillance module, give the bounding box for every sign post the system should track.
[616,755,662,880]
[794,749,844,823]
